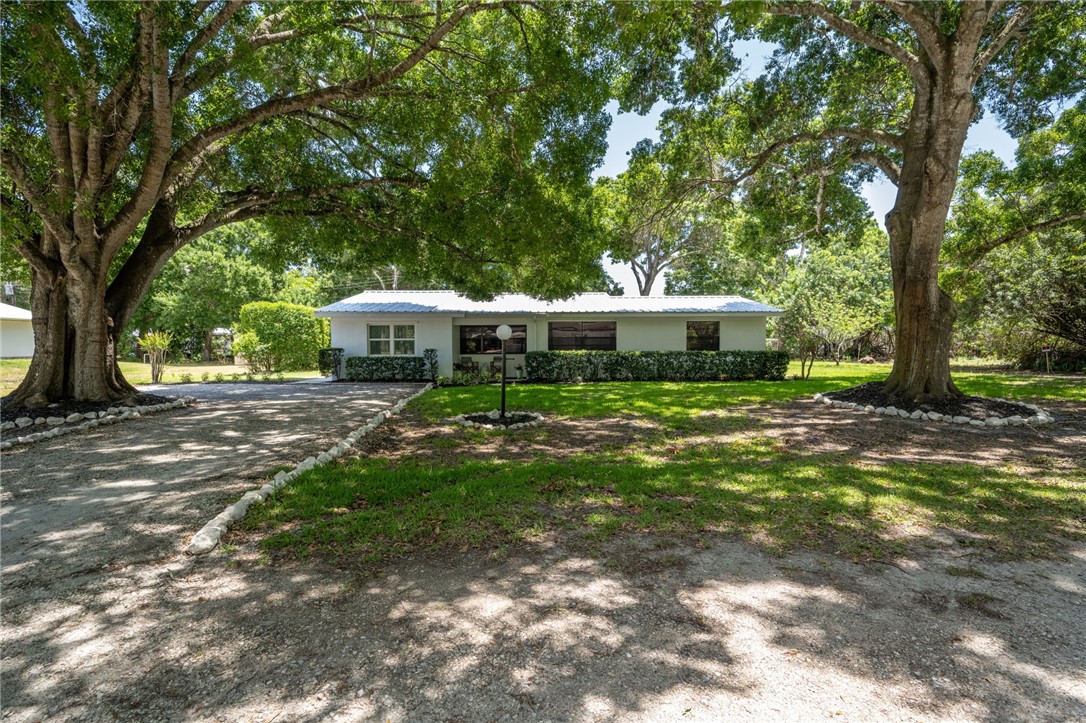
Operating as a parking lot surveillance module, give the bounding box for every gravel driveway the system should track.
[2,383,1084,722]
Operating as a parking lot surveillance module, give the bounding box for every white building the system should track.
[316,291,782,378]
[0,302,33,358]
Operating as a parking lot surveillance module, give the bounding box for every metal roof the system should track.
[316,291,782,316]
[0,302,32,321]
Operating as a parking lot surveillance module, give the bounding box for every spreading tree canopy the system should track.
[629,1,1086,401]
[1,1,616,404]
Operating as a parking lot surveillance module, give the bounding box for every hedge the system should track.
[344,355,426,382]
[236,301,325,372]
[524,350,789,382]
[318,347,345,377]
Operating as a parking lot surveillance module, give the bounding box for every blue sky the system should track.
[596,41,1019,294]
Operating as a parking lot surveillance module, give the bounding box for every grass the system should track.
[241,362,1086,567]
[0,359,320,396]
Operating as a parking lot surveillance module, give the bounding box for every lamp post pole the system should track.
[496,324,512,419]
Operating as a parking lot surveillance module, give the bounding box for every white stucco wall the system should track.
[328,315,454,375]
[0,319,34,358]
[326,313,771,377]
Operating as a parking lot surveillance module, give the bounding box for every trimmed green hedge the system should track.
[344,355,425,382]
[524,350,789,382]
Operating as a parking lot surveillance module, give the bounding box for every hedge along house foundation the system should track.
[316,291,784,380]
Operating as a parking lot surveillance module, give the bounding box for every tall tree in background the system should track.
[1,1,613,405]
[643,1,1085,401]
[598,157,720,296]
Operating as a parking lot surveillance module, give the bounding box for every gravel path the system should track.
[2,383,1084,721]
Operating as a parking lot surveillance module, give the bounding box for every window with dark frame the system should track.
[548,321,617,351]
[686,321,720,351]
[458,325,527,355]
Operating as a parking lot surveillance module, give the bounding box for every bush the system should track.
[236,301,323,372]
[524,350,789,382]
[318,347,345,377]
[141,330,173,383]
[422,348,439,383]
[344,355,426,381]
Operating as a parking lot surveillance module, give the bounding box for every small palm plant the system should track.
[141,330,173,384]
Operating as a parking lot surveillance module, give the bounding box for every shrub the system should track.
[422,348,439,383]
[318,347,345,378]
[524,350,789,383]
[179,373,194,383]
[344,355,426,381]
[236,301,323,372]
[141,330,173,383]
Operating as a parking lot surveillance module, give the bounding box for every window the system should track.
[459,325,527,354]
[548,321,616,351]
[369,324,415,356]
[686,321,720,351]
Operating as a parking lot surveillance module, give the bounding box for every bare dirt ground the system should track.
[2,387,1085,722]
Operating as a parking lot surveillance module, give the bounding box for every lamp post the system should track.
[495,324,512,418]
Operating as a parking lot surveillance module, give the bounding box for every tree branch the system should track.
[169,0,248,100]
[873,1,945,63]
[767,2,928,86]
[165,1,513,191]
[2,148,69,241]
[850,151,901,185]
[965,210,1086,261]
[973,4,1034,81]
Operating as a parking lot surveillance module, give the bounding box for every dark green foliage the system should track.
[318,348,345,378]
[525,350,788,383]
[422,348,439,383]
[236,302,324,372]
[344,356,426,382]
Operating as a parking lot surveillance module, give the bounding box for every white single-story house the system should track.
[0,302,34,358]
[315,291,783,378]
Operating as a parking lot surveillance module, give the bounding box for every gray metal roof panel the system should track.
[316,291,782,315]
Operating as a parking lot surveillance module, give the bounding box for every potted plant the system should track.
[515,363,524,380]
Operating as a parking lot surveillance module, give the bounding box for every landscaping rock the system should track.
[952,416,970,424]
[65,413,84,423]
[47,417,65,426]
[0,421,14,431]
[928,412,943,421]
[83,412,98,420]
[909,410,924,419]
[897,409,910,418]
[969,420,986,427]
[15,417,33,428]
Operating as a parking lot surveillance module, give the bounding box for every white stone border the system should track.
[812,393,1055,427]
[449,410,544,430]
[0,397,197,450]
[185,383,433,555]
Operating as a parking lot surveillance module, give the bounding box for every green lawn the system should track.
[241,362,1086,567]
[1,359,320,396]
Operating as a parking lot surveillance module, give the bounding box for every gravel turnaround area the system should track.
[2,386,1085,722]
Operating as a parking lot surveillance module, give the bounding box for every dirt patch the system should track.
[737,398,1086,470]
[356,411,662,466]
[825,381,1037,419]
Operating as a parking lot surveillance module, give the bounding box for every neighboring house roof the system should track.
[0,302,32,321]
[316,291,782,316]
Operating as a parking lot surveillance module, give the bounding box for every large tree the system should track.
[639,1,1085,401]
[1,1,613,405]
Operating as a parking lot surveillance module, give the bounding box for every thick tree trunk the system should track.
[203,330,213,362]
[881,58,976,403]
[8,260,137,407]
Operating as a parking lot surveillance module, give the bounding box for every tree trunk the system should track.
[8,258,137,407]
[204,330,213,362]
[881,58,976,403]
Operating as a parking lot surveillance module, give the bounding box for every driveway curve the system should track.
[1,382,421,601]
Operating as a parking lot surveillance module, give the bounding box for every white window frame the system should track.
[368,323,416,356]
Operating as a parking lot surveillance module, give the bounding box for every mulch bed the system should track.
[824,381,1036,418]
[461,411,540,428]
[0,392,176,424]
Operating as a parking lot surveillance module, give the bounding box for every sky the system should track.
[596,41,1018,295]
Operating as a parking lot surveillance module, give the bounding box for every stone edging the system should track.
[185,383,433,556]
[813,393,1055,427]
[0,397,196,450]
[449,410,545,429]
